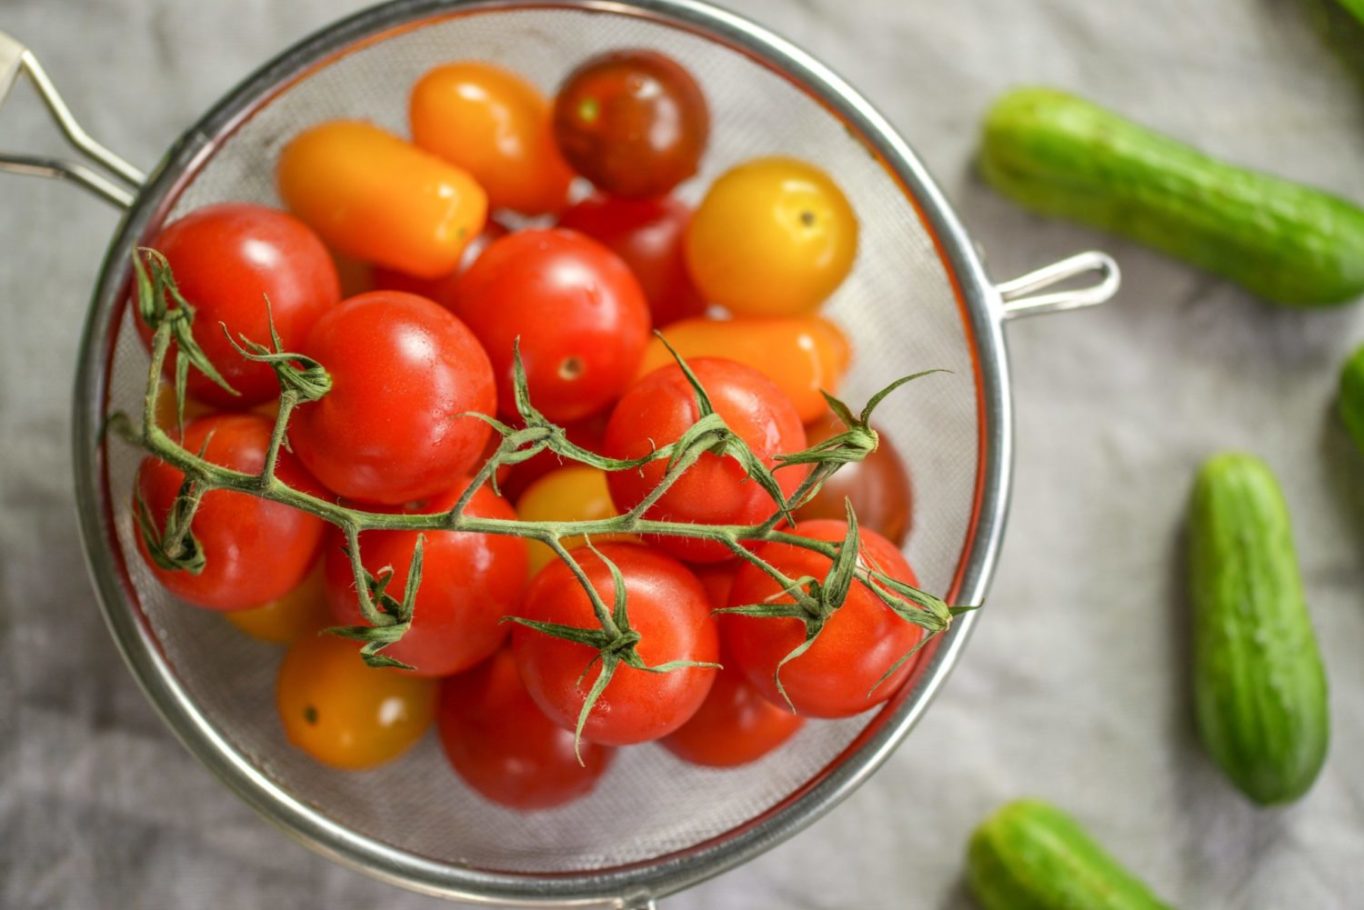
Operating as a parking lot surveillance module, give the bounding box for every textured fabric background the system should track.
[3,1,1363,907]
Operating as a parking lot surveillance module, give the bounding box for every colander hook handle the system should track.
[0,30,144,209]
[995,251,1120,320]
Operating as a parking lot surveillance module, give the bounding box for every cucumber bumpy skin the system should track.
[1188,453,1330,805]
[980,87,1364,307]
[1341,344,1364,454]
[967,799,1173,910]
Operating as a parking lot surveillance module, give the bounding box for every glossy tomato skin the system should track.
[553,50,709,198]
[134,414,325,611]
[603,358,807,563]
[324,483,528,678]
[796,415,912,546]
[438,651,614,810]
[289,292,496,504]
[277,633,436,770]
[661,661,804,767]
[558,194,706,327]
[512,543,718,745]
[720,520,924,718]
[139,204,340,408]
[369,219,509,308]
[686,157,858,316]
[411,62,574,216]
[453,229,650,423]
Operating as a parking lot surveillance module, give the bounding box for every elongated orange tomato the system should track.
[640,316,851,422]
[278,121,487,279]
[411,62,573,216]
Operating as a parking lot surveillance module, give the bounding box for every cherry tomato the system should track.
[452,229,650,423]
[438,651,614,810]
[686,157,858,315]
[603,358,807,563]
[720,520,924,718]
[226,560,330,644]
[512,543,718,745]
[692,562,740,610]
[369,220,510,308]
[411,62,573,216]
[661,661,804,768]
[515,466,632,575]
[499,412,609,502]
[138,204,340,408]
[642,315,851,422]
[277,632,435,770]
[325,482,528,678]
[134,414,325,611]
[278,121,487,279]
[289,291,496,504]
[796,415,912,546]
[558,194,706,326]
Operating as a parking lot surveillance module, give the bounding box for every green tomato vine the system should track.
[109,247,964,745]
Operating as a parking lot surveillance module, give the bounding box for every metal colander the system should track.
[0,1,1118,905]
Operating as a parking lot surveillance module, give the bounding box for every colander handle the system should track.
[0,30,143,208]
[995,251,1120,320]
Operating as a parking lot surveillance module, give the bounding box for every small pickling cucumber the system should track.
[980,88,1364,307]
[1340,344,1364,453]
[1188,453,1329,804]
[967,799,1173,910]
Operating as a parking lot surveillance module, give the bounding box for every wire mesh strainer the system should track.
[0,1,1119,905]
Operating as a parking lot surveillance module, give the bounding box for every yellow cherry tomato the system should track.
[277,120,487,279]
[515,466,633,574]
[410,62,573,216]
[685,157,858,315]
[226,561,329,644]
[152,392,213,433]
[642,315,851,422]
[276,633,436,770]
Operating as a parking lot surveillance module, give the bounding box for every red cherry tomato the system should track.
[720,520,924,718]
[438,651,614,810]
[134,414,325,611]
[453,229,651,422]
[553,50,709,198]
[796,415,912,546]
[324,482,528,677]
[369,219,510,307]
[138,204,340,408]
[289,291,496,504]
[558,194,705,327]
[661,661,804,768]
[603,358,807,563]
[512,543,718,745]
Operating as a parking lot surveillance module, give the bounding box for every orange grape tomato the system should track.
[641,316,851,422]
[686,157,858,316]
[277,120,487,279]
[796,413,912,546]
[515,466,632,575]
[276,633,436,771]
[370,219,510,308]
[410,62,573,216]
[226,560,329,645]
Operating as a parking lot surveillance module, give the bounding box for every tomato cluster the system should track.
[131,48,921,812]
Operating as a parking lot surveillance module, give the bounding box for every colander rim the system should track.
[71,0,1013,904]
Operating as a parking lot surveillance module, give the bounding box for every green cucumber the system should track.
[980,87,1364,307]
[1188,453,1329,804]
[967,799,1173,910]
[1340,344,1364,453]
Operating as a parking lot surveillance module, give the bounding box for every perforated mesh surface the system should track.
[100,5,979,878]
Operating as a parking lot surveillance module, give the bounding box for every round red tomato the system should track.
[720,520,924,718]
[604,358,807,563]
[289,291,496,504]
[324,482,528,678]
[796,414,913,546]
[438,651,614,810]
[138,204,340,408]
[661,661,804,767]
[453,229,651,422]
[134,413,325,611]
[553,50,709,198]
[558,194,706,327]
[512,543,718,746]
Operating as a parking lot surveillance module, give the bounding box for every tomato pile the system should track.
[129,49,924,812]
